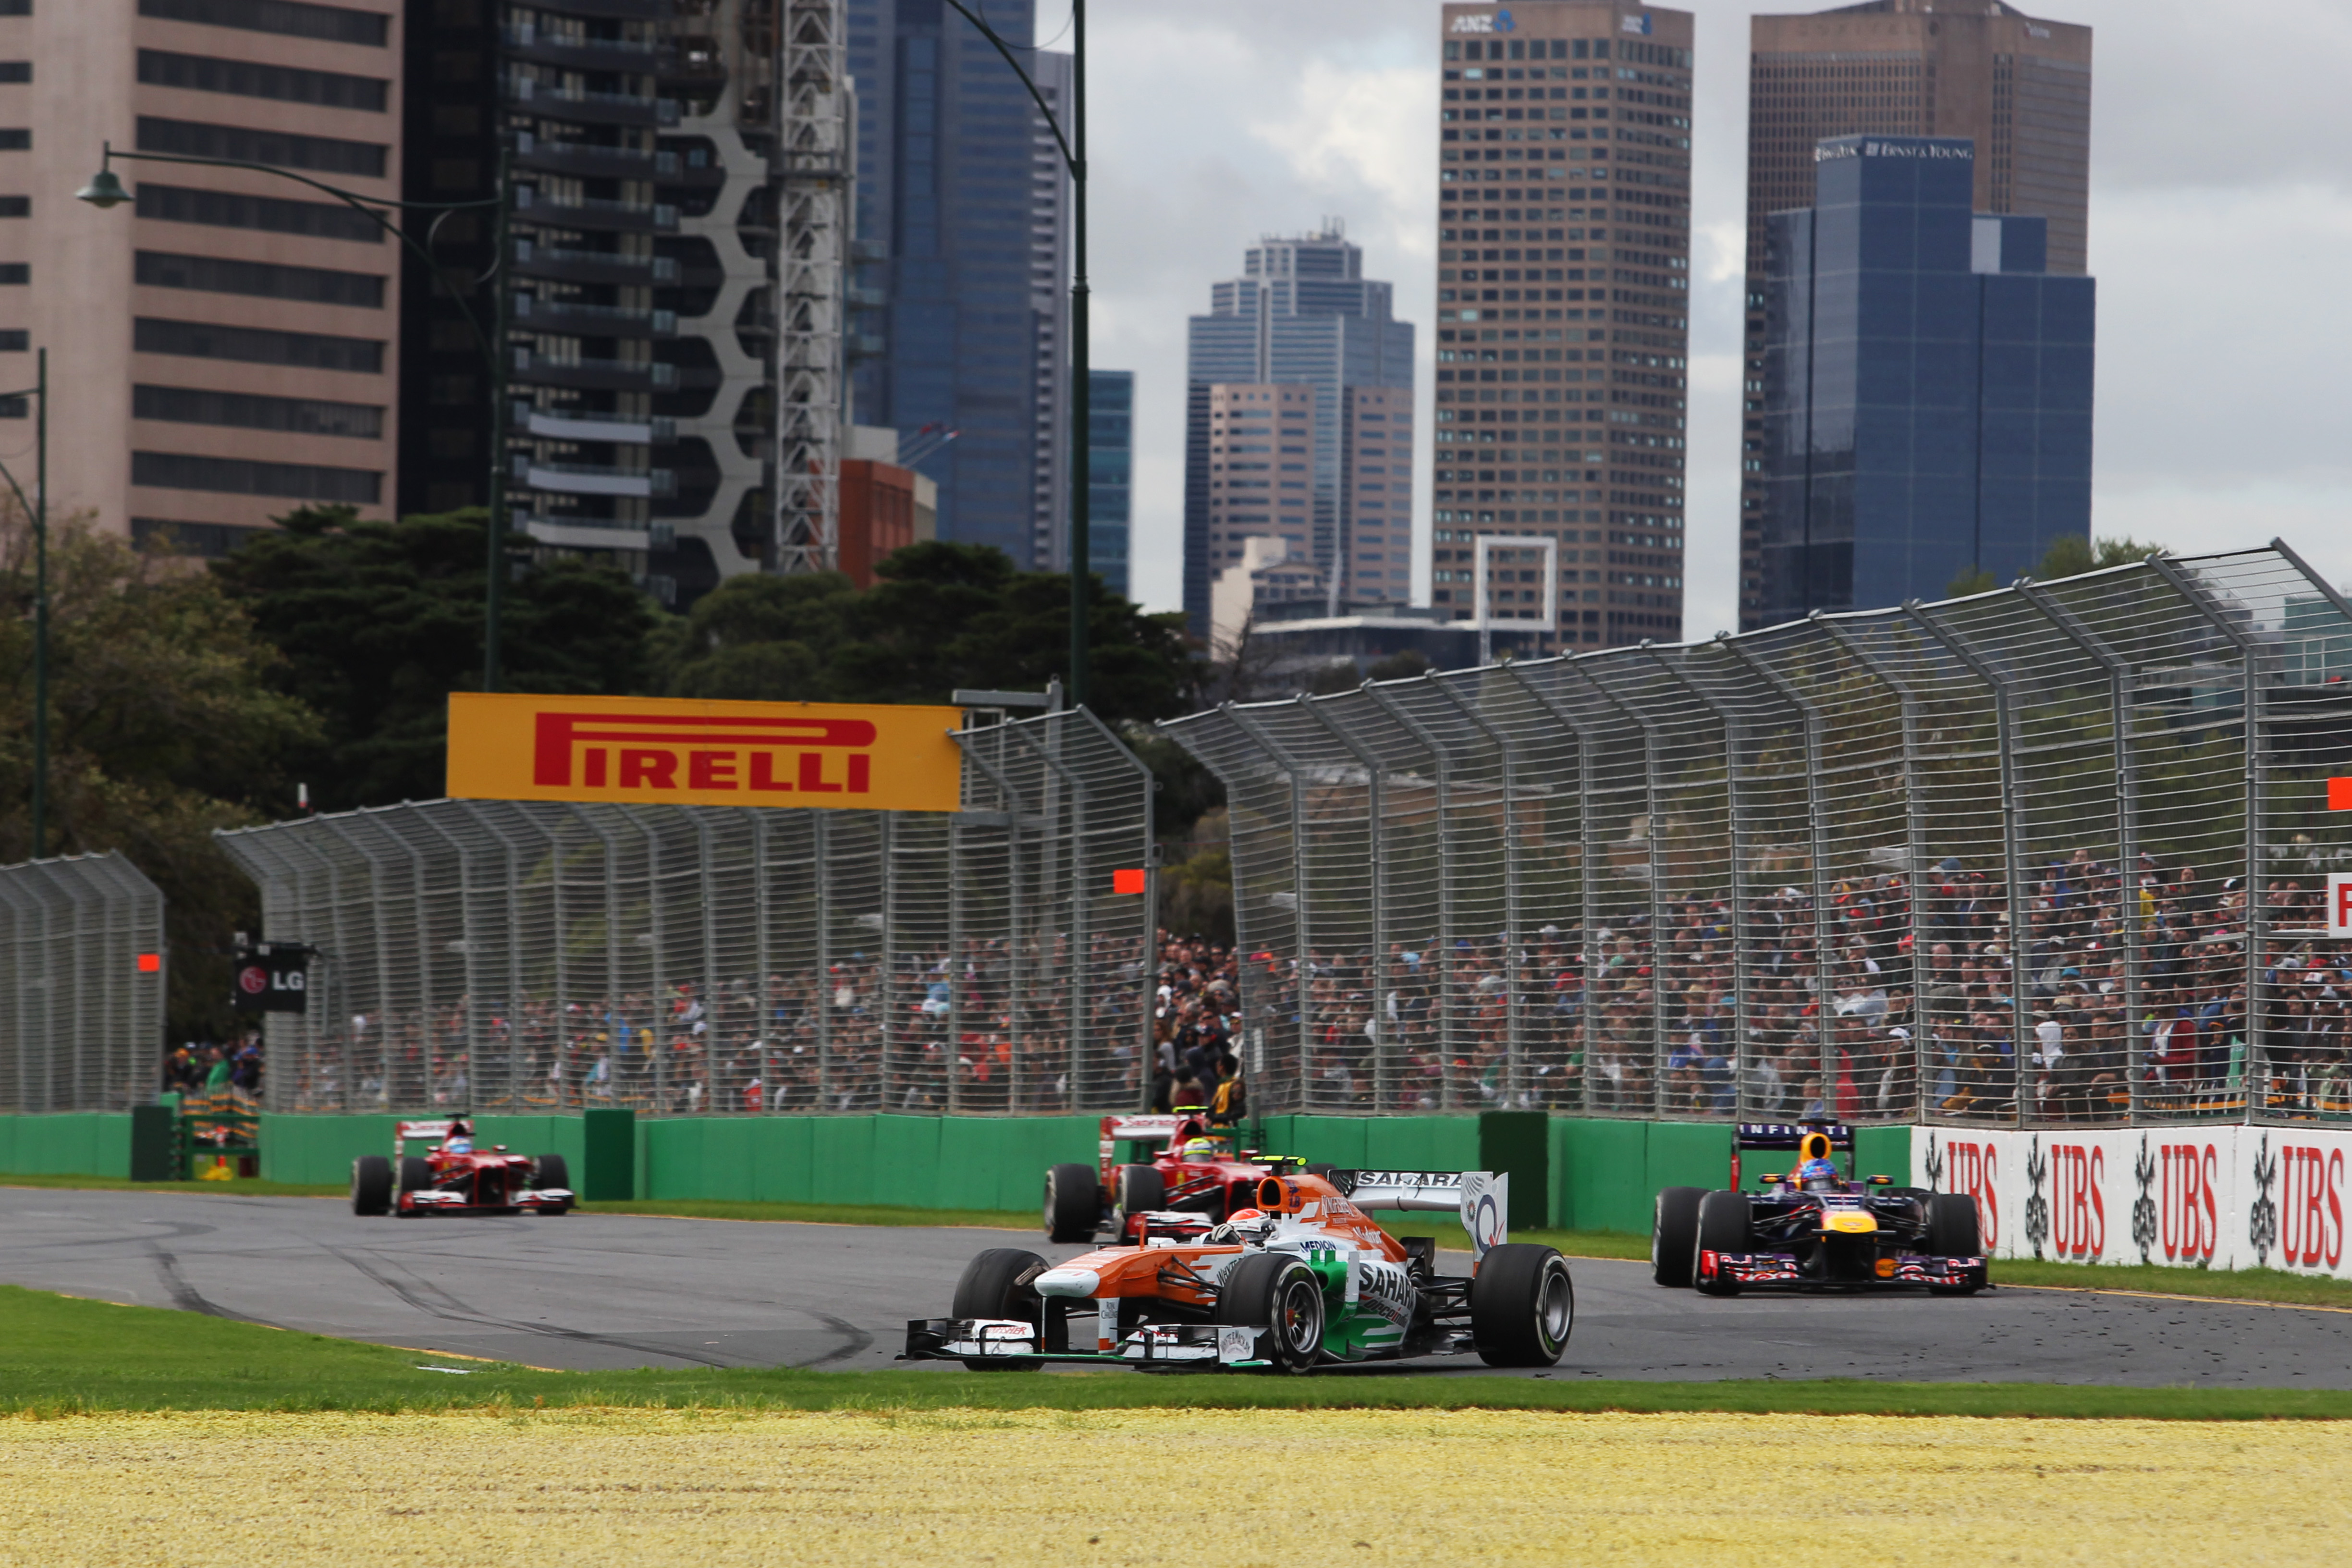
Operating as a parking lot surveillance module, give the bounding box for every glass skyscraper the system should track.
[846,0,1069,565]
[1182,229,1414,637]
[1756,135,2093,625]
[1087,370,1133,600]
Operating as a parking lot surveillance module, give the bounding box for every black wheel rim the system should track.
[1276,1276,1320,1358]
[1538,1268,1572,1348]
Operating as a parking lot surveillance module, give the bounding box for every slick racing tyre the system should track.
[1927,1193,1985,1295]
[949,1248,1048,1371]
[1216,1251,1325,1374]
[1112,1164,1165,1230]
[1693,1190,1750,1297]
[1652,1186,1705,1288]
[1470,1243,1575,1367]
[395,1156,432,1214]
[350,1155,392,1216]
[1044,1162,1101,1243]
[531,1153,572,1214]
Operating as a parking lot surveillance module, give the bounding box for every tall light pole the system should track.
[939,0,1089,709]
[0,351,47,856]
[76,142,516,692]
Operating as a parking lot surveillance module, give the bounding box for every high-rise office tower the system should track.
[1182,227,1413,638]
[1432,1,1692,651]
[1738,0,2091,629]
[1086,367,1131,600]
[401,0,789,609]
[23,0,404,552]
[1757,134,2093,623]
[846,0,1070,567]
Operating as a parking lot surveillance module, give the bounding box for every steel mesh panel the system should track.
[0,853,164,1112]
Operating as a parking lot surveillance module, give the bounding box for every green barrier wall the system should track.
[0,1112,1913,1232]
[0,1114,132,1177]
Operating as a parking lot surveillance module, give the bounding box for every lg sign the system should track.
[231,943,311,1014]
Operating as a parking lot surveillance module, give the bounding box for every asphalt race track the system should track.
[4,1188,2349,1384]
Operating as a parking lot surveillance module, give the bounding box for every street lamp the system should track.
[78,140,520,692]
[0,350,47,857]
[937,0,1090,710]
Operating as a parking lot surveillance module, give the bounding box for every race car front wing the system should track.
[1697,1250,1988,1289]
[902,1318,1273,1369]
[399,1186,575,1212]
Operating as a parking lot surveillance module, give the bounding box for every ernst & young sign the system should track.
[447,693,964,813]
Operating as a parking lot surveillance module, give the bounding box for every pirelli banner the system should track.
[1916,1125,2352,1280]
[446,693,964,813]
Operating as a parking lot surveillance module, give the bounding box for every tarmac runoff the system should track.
[3,1188,2350,1385]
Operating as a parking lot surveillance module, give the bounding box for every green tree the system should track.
[662,541,1198,727]
[0,512,323,1037]
[212,507,660,810]
[1953,535,2168,598]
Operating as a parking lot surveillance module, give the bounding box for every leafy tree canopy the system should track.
[1948,534,2169,598]
[663,540,1198,727]
[0,512,323,1035]
[211,507,659,811]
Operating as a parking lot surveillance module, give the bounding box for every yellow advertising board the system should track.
[446,693,964,813]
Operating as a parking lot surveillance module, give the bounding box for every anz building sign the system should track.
[1449,9,1514,33]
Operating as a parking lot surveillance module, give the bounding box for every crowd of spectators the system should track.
[164,1037,262,1105]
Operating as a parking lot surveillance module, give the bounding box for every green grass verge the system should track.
[0,1174,344,1198]
[1,1285,2342,1421]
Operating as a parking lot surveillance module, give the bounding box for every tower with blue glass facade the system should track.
[1757,135,2094,625]
[846,0,1070,566]
[1087,370,1134,600]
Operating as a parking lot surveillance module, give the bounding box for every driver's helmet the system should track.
[444,1120,474,1154]
[1205,1208,1270,1246]
[1798,1156,1840,1192]
[1179,1136,1227,1160]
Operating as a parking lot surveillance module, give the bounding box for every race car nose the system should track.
[1033,1267,1102,1298]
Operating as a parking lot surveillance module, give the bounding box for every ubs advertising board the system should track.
[446,693,964,813]
[1916,1125,2352,1279]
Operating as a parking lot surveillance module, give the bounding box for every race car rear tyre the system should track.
[1113,1164,1165,1228]
[1652,1186,1705,1288]
[1216,1252,1324,1374]
[1927,1193,1985,1294]
[1470,1243,1575,1367]
[949,1248,1047,1371]
[1693,1190,1750,1297]
[351,1155,392,1217]
[532,1153,570,1195]
[1044,1162,1100,1243]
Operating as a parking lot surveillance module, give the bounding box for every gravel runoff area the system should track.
[5,1188,2352,1385]
[5,1409,2349,1566]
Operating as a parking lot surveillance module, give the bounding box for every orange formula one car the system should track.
[350,1119,575,1218]
[908,1169,1575,1373]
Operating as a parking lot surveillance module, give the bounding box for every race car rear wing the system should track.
[1329,1169,1509,1262]
[395,1119,453,1153]
[1731,1123,1854,1188]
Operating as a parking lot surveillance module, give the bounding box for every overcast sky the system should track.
[1068,0,2352,635]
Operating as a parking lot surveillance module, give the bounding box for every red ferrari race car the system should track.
[350,1119,575,1218]
[1041,1112,1329,1244]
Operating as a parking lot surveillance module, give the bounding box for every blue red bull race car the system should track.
[1651,1124,1987,1296]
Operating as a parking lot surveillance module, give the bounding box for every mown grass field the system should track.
[5,1284,2350,1421]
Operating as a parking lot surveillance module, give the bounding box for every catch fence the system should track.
[1162,543,2352,1129]
[0,852,167,1113]
[216,709,1156,1116]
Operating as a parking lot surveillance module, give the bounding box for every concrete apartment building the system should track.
[1182,228,1414,639]
[18,0,404,551]
[1737,0,2091,629]
[1432,0,1692,652]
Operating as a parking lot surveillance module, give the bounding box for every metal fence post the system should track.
[1221,702,1315,1106]
[1333,689,1409,1110]
[1012,718,1095,1114]
[1426,673,1527,1102]
[2148,555,2267,1124]
[1642,641,1747,1117]
[2015,581,2142,1125]
[1906,601,2030,1128]
[1569,661,1667,1117]
[1499,664,1601,1115]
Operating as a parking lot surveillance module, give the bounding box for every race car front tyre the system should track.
[949,1248,1047,1371]
[1926,1193,1985,1294]
[1113,1164,1165,1226]
[1216,1251,1325,1374]
[1693,1190,1750,1297]
[1470,1243,1575,1367]
[1652,1186,1705,1288]
[397,1156,431,1194]
[1044,1162,1100,1243]
[532,1153,570,1196]
[351,1155,392,1216]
